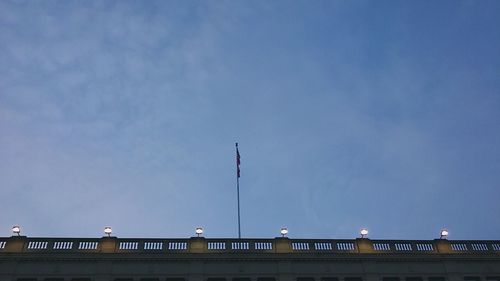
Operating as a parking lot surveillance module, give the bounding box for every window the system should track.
[428,277,445,281]
[233,278,251,281]
[406,278,423,281]
[207,278,226,281]
[321,278,339,281]
[383,278,399,281]
[297,278,315,281]
[345,278,363,281]
[257,278,276,281]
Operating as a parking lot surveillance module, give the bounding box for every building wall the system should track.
[1,237,499,281]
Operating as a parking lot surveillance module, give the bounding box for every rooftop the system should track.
[1,236,499,256]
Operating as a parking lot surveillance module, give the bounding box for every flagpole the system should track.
[237,170,241,239]
[236,142,241,239]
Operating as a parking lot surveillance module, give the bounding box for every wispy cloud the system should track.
[1,0,499,239]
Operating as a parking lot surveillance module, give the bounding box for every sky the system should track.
[1,0,499,240]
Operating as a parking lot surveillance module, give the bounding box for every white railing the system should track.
[168,242,188,250]
[208,242,226,250]
[53,241,73,250]
[27,241,48,250]
[337,242,355,251]
[373,243,391,251]
[255,242,273,250]
[144,242,163,250]
[119,242,139,250]
[78,242,98,250]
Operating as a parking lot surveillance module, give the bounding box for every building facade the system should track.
[0,236,499,281]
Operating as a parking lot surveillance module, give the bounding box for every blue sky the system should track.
[1,0,499,240]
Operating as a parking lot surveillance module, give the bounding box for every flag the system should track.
[236,143,241,178]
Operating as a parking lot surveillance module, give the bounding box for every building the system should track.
[0,234,499,281]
